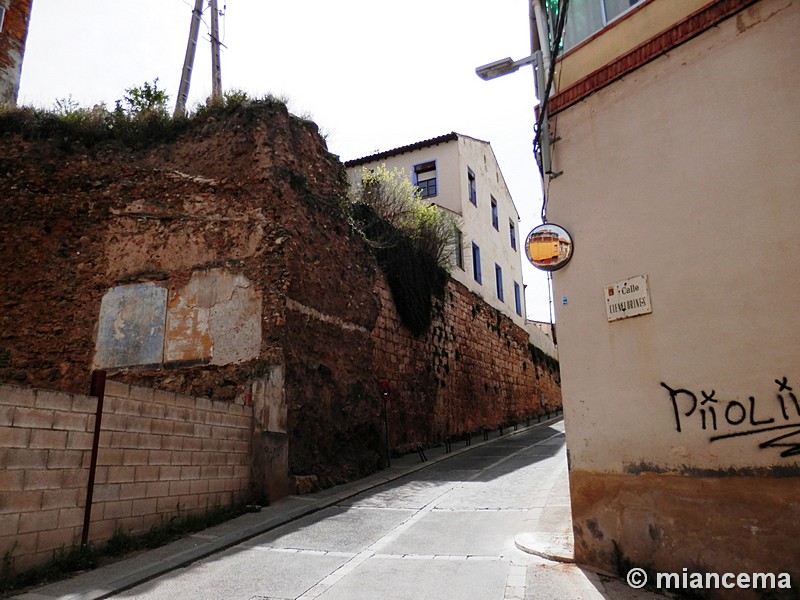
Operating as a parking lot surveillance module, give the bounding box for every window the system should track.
[454,229,464,270]
[495,264,504,301]
[561,0,644,51]
[467,168,477,205]
[414,161,437,198]
[514,282,523,316]
[491,196,499,230]
[509,220,517,251]
[472,242,482,284]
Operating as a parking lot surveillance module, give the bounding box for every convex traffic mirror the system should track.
[525,223,573,271]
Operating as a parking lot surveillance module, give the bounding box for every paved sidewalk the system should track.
[12,416,664,600]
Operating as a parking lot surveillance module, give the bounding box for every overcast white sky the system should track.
[18,0,553,322]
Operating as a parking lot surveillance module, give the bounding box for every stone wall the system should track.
[0,381,252,572]
[0,101,561,494]
[374,278,560,453]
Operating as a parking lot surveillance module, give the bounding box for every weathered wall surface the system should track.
[374,278,560,455]
[0,103,323,399]
[0,381,252,572]
[0,101,561,495]
[0,0,32,105]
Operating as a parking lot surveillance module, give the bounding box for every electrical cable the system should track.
[535,0,570,222]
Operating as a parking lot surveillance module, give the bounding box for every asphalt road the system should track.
[108,422,571,600]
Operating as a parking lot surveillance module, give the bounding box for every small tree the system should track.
[115,79,169,117]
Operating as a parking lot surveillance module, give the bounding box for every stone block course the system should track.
[45,449,85,469]
[136,433,163,450]
[57,507,84,529]
[43,488,81,510]
[67,431,94,450]
[0,426,31,448]
[53,410,90,432]
[29,429,68,449]
[13,407,54,429]
[104,381,130,398]
[18,508,61,534]
[35,390,74,411]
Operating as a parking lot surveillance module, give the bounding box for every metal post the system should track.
[174,0,204,117]
[380,381,391,467]
[82,370,107,547]
[209,0,222,101]
[384,401,391,467]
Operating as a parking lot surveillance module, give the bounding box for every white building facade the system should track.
[345,133,528,328]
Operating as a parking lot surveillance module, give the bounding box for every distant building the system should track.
[0,0,34,105]
[525,320,556,360]
[345,133,528,328]
[543,0,799,582]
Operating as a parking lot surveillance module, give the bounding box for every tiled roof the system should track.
[344,132,460,167]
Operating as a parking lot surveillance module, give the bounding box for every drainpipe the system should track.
[532,0,552,79]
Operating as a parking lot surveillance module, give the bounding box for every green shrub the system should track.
[349,166,458,335]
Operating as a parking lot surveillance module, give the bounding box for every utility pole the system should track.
[174,0,204,117]
[210,0,222,102]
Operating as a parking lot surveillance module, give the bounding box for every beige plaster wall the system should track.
[550,0,800,473]
[456,136,527,326]
[556,0,710,90]
[547,0,800,580]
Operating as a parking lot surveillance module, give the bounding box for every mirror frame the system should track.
[525,223,574,272]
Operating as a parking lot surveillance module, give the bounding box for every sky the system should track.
[18,0,553,323]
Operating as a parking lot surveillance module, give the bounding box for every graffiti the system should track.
[661,378,800,458]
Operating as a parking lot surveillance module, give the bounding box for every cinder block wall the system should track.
[0,381,253,572]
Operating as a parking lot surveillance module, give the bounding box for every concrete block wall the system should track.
[0,381,253,572]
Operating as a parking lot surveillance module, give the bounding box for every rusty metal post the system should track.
[82,370,107,547]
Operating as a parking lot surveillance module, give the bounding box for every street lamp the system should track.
[475,55,537,81]
[476,50,553,178]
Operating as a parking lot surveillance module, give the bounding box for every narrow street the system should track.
[109,422,569,600]
[61,419,646,600]
[15,419,667,600]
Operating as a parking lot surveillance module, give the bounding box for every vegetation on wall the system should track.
[348,166,459,336]
[0,82,274,149]
[529,342,559,376]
